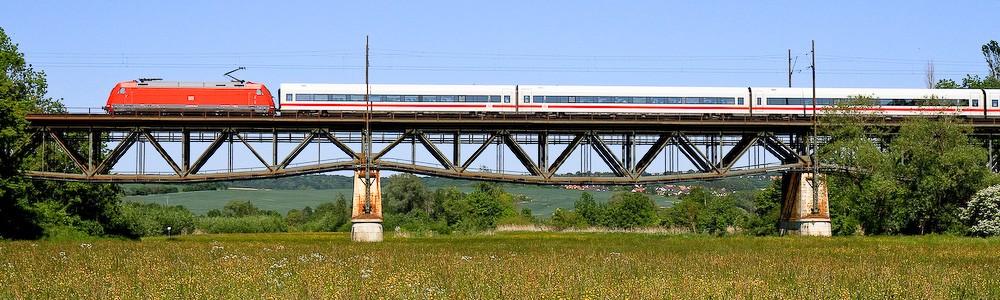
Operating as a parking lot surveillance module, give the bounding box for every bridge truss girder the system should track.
[16,117,812,185]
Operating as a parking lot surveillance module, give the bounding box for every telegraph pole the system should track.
[788,49,792,87]
[811,40,820,215]
[363,36,372,214]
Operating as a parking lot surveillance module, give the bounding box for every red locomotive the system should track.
[105,79,275,114]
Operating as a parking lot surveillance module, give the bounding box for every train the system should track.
[106,79,1000,117]
[105,79,275,114]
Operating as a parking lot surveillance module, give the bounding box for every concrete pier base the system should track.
[779,172,832,237]
[351,169,383,242]
[351,222,383,242]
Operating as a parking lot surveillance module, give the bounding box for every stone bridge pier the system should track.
[351,170,383,242]
[779,172,832,236]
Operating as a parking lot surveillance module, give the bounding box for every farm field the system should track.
[124,187,678,216]
[2,232,998,299]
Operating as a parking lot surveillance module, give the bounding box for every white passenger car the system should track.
[516,85,752,115]
[751,88,987,117]
[279,84,517,113]
[986,89,1000,116]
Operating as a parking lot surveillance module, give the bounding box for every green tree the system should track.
[661,187,708,232]
[573,191,602,226]
[698,194,746,235]
[960,184,1000,237]
[301,206,313,220]
[0,27,133,239]
[935,40,1000,89]
[820,94,996,235]
[466,191,508,227]
[602,192,658,229]
[434,186,470,226]
[744,179,783,236]
[303,192,351,232]
[983,40,999,79]
[550,208,588,230]
[888,115,993,234]
[222,200,260,217]
[120,202,195,236]
[819,95,900,235]
[383,173,432,214]
[285,209,306,227]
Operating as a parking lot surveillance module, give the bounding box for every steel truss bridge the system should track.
[17,112,1000,184]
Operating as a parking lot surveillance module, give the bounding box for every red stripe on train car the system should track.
[282,103,491,108]
[755,107,961,112]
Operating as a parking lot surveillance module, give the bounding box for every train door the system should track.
[502,88,513,113]
[973,91,982,117]
[520,88,534,113]
[991,92,1000,117]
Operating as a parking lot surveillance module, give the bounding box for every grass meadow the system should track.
[2,232,998,299]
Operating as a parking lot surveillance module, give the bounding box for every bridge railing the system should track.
[29,109,826,127]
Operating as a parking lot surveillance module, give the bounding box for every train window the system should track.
[504,95,510,103]
[423,95,438,102]
[404,95,419,102]
[295,94,312,101]
[369,95,382,102]
[440,95,456,102]
[578,96,596,103]
[348,95,366,101]
[118,88,126,94]
[548,96,569,103]
[523,96,530,103]
[633,97,647,104]
[768,98,815,105]
[649,97,665,104]
[286,94,293,102]
[598,97,613,103]
[490,96,501,103]
[738,97,744,105]
[973,100,979,107]
[256,89,263,95]
[384,95,401,102]
[459,96,466,102]
[757,98,761,105]
[467,95,487,102]
[994,100,998,107]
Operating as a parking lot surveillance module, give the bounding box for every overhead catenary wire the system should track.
[22,48,991,77]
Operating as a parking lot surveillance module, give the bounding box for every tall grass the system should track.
[2,232,998,299]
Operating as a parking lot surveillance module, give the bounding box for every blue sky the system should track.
[5,1,1000,109]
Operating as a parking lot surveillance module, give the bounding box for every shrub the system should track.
[197,215,287,234]
[960,184,1000,237]
[602,192,658,229]
[120,202,195,236]
[551,208,588,231]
